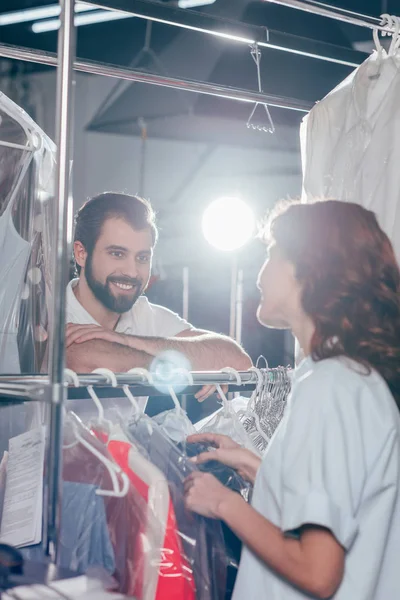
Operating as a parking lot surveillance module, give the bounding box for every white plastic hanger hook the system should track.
[167,385,183,414]
[373,13,396,54]
[64,368,80,388]
[122,384,142,415]
[88,368,118,423]
[217,367,242,413]
[220,367,242,386]
[127,367,154,385]
[92,368,118,387]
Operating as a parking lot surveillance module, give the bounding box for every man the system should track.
[66,192,251,401]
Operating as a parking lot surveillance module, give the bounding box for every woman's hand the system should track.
[184,471,239,519]
[187,432,240,450]
[187,433,261,485]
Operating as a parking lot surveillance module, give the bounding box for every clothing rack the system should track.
[0,368,291,404]
[0,0,392,565]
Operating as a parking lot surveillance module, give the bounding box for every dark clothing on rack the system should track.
[127,418,227,600]
[181,442,248,600]
[181,442,251,498]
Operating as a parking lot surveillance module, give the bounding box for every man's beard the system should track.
[85,253,144,314]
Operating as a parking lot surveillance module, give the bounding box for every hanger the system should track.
[63,369,129,498]
[122,384,142,415]
[246,43,275,134]
[167,368,194,416]
[389,16,400,55]
[236,367,270,448]
[88,368,118,425]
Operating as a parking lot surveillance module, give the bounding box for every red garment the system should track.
[107,438,196,600]
[62,426,146,597]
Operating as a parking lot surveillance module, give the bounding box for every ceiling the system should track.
[0,0,397,148]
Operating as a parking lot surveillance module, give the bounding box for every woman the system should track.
[184,200,400,600]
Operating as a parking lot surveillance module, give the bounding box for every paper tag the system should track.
[0,426,45,548]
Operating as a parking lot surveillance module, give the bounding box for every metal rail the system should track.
[0,42,312,112]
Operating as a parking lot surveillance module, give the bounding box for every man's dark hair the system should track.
[74,192,158,274]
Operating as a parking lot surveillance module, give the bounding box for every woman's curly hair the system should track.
[266,199,400,408]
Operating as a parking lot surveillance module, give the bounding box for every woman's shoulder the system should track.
[296,355,386,390]
[293,356,398,427]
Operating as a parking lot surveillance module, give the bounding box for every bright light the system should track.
[32,9,132,33]
[202,197,255,252]
[0,3,95,26]
[178,0,216,8]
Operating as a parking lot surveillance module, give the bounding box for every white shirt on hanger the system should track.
[301,50,400,264]
[233,356,400,600]
[66,278,191,337]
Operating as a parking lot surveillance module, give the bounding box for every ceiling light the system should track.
[178,0,216,7]
[0,3,95,26]
[32,10,132,33]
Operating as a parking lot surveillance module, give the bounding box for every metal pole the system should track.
[0,43,312,113]
[46,0,76,561]
[235,268,244,345]
[182,267,189,322]
[261,0,393,32]
[82,0,384,66]
[229,254,238,340]
[138,117,147,197]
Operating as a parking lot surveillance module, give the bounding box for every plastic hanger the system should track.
[122,384,142,415]
[88,368,118,425]
[63,369,129,498]
[166,368,194,415]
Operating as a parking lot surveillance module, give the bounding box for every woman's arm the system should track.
[185,472,345,600]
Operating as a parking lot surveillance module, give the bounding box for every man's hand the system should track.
[66,323,130,348]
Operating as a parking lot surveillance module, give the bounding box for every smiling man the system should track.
[65,192,251,399]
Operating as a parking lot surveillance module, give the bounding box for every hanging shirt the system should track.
[233,356,400,600]
[66,279,191,337]
[126,418,227,600]
[300,50,400,263]
[104,432,196,600]
[62,416,148,597]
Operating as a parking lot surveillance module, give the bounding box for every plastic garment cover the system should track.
[152,407,196,443]
[301,49,400,263]
[21,481,115,576]
[198,398,261,455]
[62,412,149,597]
[0,91,56,373]
[126,415,227,600]
[96,424,196,600]
[180,442,250,600]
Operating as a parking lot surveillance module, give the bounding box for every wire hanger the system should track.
[236,367,270,448]
[247,43,275,134]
